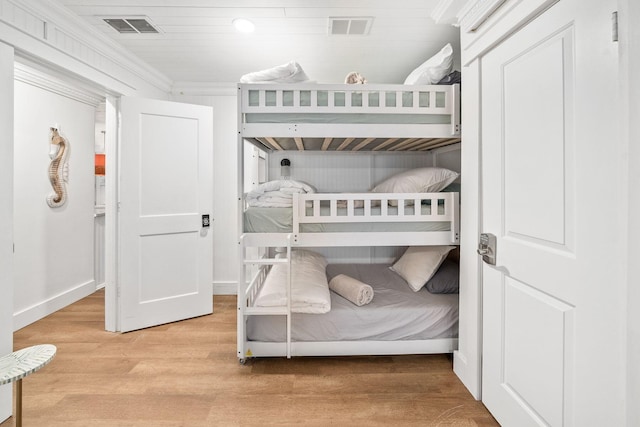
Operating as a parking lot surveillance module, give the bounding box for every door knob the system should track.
[478,233,497,265]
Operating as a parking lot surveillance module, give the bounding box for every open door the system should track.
[118,97,213,332]
[480,0,622,426]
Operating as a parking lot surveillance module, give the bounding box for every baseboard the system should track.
[453,350,482,400]
[213,281,237,295]
[13,279,97,331]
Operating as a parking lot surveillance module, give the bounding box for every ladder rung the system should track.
[244,307,289,315]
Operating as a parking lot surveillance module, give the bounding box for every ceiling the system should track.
[57,0,460,86]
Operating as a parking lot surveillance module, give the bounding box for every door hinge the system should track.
[612,11,618,42]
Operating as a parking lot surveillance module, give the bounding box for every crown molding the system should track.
[14,61,104,107]
[431,0,465,26]
[0,0,172,95]
[457,0,507,33]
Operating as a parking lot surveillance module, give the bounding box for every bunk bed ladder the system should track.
[238,234,294,362]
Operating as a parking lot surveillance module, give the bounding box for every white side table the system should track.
[0,344,56,427]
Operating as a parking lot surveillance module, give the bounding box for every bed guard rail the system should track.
[238,83,461,138]
[292,192,460,245]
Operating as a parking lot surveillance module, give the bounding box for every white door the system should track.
[119,97,213,332]
[481,1,622,426]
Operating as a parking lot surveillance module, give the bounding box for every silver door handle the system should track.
[478,233,497,265]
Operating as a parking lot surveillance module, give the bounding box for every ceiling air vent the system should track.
[103,17,159,34]
[329,17,373,35]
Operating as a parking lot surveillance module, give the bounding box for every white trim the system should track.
[104,95,119,332]
[213,282,237,295]
[458,0,507,32]
[0,40,14,424]
[13,279,97,331]
[459,0,559,65]
[14,61,103,106]
[241,339,458,360]
[431,0,465,25]
[453,57,482,399]
[0,0,171,96]
[621,0,640,424]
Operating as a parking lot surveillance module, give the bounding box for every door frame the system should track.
[458,1,637,421]
[455,0,566,400]
[0,41,15,424]
[104,95,119,332]
[620,0,640,423]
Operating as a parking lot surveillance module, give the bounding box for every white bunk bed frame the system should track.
[237,83,461,362]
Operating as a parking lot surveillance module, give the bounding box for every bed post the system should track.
[237,85,246,363]
[453,192,460,244]
[452,83,461,136]
[285,234,292,358]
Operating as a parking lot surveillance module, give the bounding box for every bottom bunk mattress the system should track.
[246,263,458,342]
[243,205,451,233]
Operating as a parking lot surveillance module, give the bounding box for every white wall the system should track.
[13,74,97,330]
[171,93,239,295]
[0,40,14,424]
[267,150,446,192]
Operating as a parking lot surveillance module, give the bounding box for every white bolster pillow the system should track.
[329,274,374,306]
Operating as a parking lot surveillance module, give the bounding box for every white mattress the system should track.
[246,263,458,342]
[243,204,450,233]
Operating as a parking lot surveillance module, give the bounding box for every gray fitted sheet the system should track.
[243,204,450,233]
[246,263,458,342]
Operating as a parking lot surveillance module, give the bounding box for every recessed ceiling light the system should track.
[233,18,255,33]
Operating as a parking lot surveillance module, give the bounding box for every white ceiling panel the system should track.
[57,0,460,85]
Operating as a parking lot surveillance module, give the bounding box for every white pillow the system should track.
[372,167,459,195]
[390,246,456,292]
[404,43,454,85]
[240,61,310,84]
[256,249,331,314]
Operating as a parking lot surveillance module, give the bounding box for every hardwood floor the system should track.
[1,290,498,426]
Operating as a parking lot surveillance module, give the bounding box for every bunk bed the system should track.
[237,82,461,362]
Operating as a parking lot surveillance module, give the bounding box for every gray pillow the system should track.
[425,259,459,294]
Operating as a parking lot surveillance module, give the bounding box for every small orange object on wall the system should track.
[95,154,105,175]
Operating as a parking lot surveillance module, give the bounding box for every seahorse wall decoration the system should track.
[46,126,70,208]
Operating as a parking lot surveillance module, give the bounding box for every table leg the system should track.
[15,379,22,427]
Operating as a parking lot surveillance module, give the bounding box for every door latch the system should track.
[477,233,497,265]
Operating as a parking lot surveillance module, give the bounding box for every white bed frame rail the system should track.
[238,83,461,139]
[291,192,460,247]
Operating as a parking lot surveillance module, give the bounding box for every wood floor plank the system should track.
[0,290,498,426]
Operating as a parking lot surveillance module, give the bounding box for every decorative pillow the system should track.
[425,258,459,294]
[404,43,454,85]
[371,167,459,206]
[390,246,455,292]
